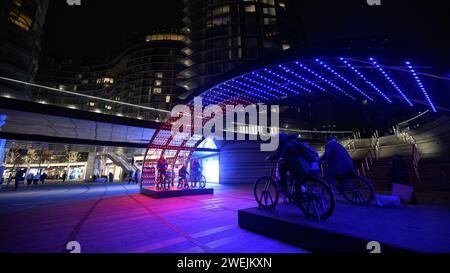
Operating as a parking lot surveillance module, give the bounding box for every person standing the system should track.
[128,170,134,184]
[62,172,67,183]
[33,172,41,186]
[40,173,48,184]
[108,172,114,183]
[134,169,140,185]
[14,169,24,191]
[26,172,34,186]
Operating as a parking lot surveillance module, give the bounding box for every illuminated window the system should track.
[261,0,275,4]
[263,7,276,16]
[263,17,277,25]
[8,9,33,31]
[154,80,162,86]
[153,87,162,94]
[96,77,114,85]
[245,5,256,12]
[206,16,230,28]
[115,96,121,101]
[165,96,171,103]
[105,105,112,110]
[145,33,185,42]
[278,2,286,8]
[282,43,291,50]
[58,85,67,91]
[211,5,230,16]
[155,72,164,78]
[89,102,96,107]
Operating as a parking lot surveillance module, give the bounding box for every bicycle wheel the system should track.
[199,175,207,189]
[341,175,375,206]
[254,177,279,209]
[296,177,335,221]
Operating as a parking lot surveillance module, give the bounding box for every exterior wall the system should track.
[219,141,272,184]
[36,31,187,120]
[0,0,49,97]
[180,0,301,92]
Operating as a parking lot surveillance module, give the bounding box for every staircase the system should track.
[103,153,138,174]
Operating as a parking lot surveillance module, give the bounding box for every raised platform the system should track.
[141,186,214,199]
[238,203,450,253]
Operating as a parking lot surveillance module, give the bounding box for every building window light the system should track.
[8,9,32,31]
[89,102,96,107]
[154,80,162,86]
[96,77,114,85]
[155,72,164,79]
[245,5,256,12]
[153,87,162,94]
[165,96,171,103]
[282,43,291,50]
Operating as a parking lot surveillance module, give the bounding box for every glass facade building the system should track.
[179,0,302,93]
[0,0,49,98]
[36,31,187,120]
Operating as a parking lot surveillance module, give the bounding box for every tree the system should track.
[6,148,27,171]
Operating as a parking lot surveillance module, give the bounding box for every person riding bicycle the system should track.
[157,155,168,186]
[267,133,320,194]
[178,164,189,187]
[190,159,202,182]
[319,136,356,190]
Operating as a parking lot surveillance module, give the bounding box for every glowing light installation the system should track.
[369,57,413,107]
[339,58,392,103]
[295,61,356,100]
[315,59,373,101]
[405,61,437,112]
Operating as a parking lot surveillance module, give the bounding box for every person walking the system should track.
[26,172,34,186]
[128,170,134,184]
[14,169,24,191]
[33,172,41,186]
[134,169,140,185]
[40,173,48,184]
[6,171,13,189]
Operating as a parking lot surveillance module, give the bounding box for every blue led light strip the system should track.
[214,86,258,104]
[339,58,392,103]
[278,64,327,92]
[405,61,437,112]
[206,86,253,105]
[252,71,300,95]
[241,74,288,96]
[295,61,356,100]
[369,57,413,107]
[316,59,373,101]
[222,82,270,101]
[230,79,279,99]
[262,68,311,94]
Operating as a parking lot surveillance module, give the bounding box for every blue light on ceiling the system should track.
[339,58,392,103]
[405,61,437,112]
[223,82,269,101]
[242,74,288,97]
[278,64,327,93]
[251,71,298,95]
[369,57,413,107]
[262,68,311,94]
[295,61,356,100]
[230,78,279,99]
[316,59,373,101]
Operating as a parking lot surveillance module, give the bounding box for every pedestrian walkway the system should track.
[0,183,306,253]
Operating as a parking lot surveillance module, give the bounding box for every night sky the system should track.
[41,0,184,59]
[41,0,449,62]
